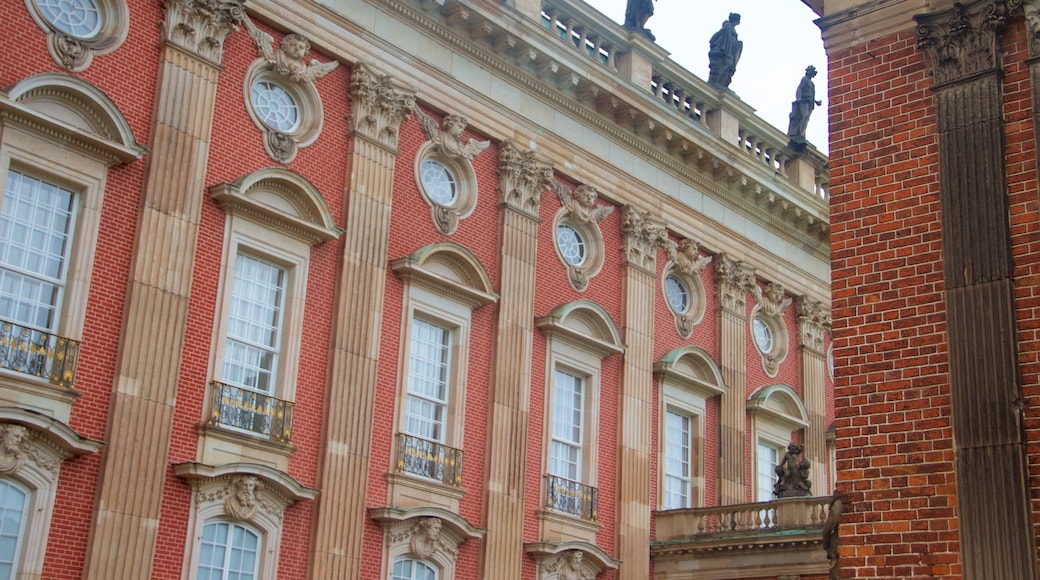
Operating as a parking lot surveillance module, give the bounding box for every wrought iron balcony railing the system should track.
[208,381,294,444]
[395,433,463,488]
[545,474,598,521]
[0,320,79,389]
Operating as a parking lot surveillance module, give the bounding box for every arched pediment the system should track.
[391,242,498,308]
[747,384,810,431]
[535,300,625,358]
[0,406,102,457]
[172,461,318,503]
[2,73,144,163]
[525,540,620,578]
[654,346,726,397]
[369,505,485,542]
[209,167,342,245]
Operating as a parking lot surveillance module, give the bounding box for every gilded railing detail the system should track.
[0,320,79,388]
[395,433,464,488]
[208,381,294,444]
[545,474,598,521]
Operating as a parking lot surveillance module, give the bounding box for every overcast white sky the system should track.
[588,0,829,152]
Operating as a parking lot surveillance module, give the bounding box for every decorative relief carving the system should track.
[555,184,614,225]
[497,140,553,218]
[224,475,259,521]
[386,517,459,563]
[663,238,711,338]
[349,62,416,150]
[666,238,712,275]
[1025,0,1040,56]
[240,19,338,83]
[161,0,243,63]
[714,254,755,313]
[754,282,792,317]
[916,1,1010,86]
[416,110,490,161]
[193,474,286,524]
[51,34,89,71]
[0,425,28,474]
[553,182,613,291]
[621,205,669,273]
[414,109,489,235]
[797,296,831,352]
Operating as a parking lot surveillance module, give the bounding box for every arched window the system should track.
[0,479,27,580]
[196,521,261,580]
[392,557,437,580]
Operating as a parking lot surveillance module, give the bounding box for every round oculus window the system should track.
[251,80,300,133]
[753,315,774,354]
[38,0,101,38]
[420,159,458,205]
[556,223,586,266]
[665,274,690,314]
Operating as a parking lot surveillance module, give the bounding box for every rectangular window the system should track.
[663,409,692,509]
[0,171,75,332]
[405,317,450,442]
[550,369,584,482]
[222,253,285,393]
[757,441,781,502]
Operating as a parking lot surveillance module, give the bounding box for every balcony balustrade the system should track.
[208,381,294,444]
[545,474,598,521]
[0,319,79,389]
[395,433,464,488]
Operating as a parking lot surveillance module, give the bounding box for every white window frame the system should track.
[755,436,785,502]
[548,367,587,483]
[661,405,700,510]
[545,349,600,488]
[196,519,263,580]
[747,385,810,503]
[391,556,439,580]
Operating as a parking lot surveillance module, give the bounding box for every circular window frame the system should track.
[244,62,324,164]
[661,265,705,338]
[750,308,788,377]
[552,210,604,292]
[25,0,128,71]
[413,141,478,236]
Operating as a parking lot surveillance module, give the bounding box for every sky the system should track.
[587,0,829,152]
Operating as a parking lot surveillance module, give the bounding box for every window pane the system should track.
[550,370,583,481]
[405,318,450,442]
[393,558,437,580]
[223,254,285,393]
[757,442,780,501]
[664,410,692,509]
[0,171,75,331]
[197,521,259,580]
[0,480,26,580]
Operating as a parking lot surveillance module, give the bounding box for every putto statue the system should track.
[240,17,339,83]
[623,0,656,41]
[415,108,490,160]
[707,13,742,89]
[774,442,812,498]
[787,65,823,150]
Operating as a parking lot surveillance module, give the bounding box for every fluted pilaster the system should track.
[308,63,414,580]
[797,296,830,494]
[715,254,755,505]
[480,140,552,579]
[84,2,240,577]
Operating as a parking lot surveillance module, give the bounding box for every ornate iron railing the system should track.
[545,474,597,521]
[208,381,294,444]
[395,433,463,487]
[0,320,79,388]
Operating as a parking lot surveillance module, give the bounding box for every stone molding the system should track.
[525,541,620,580]
[414,108,489,234]
[714,254,755,314]
[916,1,1012,86]
[24,0,129,71]
[161,0,243,64]
[797,296,831,354]
[662,238,711,338]
[349,62,416,150]
[497,140,554,218]
[620,205,669,274]
[553,182,613,291]
[370,506,485,576]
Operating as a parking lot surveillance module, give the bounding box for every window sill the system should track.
[385,471,467,512]
[537,508,602,544]
[195,423,296,472]
[0,371,81,424]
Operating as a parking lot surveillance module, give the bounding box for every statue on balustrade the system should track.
[624,0,656,41]
[787,65,822,150]
[708,13,742,89]
[774,442,812,498]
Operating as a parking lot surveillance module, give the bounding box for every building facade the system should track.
[812,0,1040,577]
[0,0,831,578]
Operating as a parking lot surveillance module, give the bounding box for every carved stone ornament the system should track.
[1025,0,1040,56]
[51,34,88,71]
[663,238,710,338]
[554,182,613,291]
[349,62,416,150]
[385,517,459,562]
[554,183,614,225]
[542,550,591,580]
[161,0,244,64]
[797,295,831,353]
[266,131,296,163]
[714,254,755,313]
[915,1,1012,86]
[754,282,793,318]
[773,442,812,498]
[497,140,554,218]
[238,17,338,83]
[416,109,490,161]
[414,108,489,235]
[224,475,260,521]
[621,205,669,273]
[0,425,29,474]
[194,474,286,524]
[665,238,712,276]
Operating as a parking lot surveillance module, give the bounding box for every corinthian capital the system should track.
[916,1,1011,85]
[714,254,755,313]
[162,0,243,63]
[497,140,553,218]
[349,62,416,150]
[796,295,831,352]
[620,206,669,273]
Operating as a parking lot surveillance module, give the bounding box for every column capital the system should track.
[797,295,831,354]
[714,254,755,314]
[349,62,416,150]
[621,205,669,274]
[496,140,553,218]
[161,0,243,64]
[916,1,1011,86]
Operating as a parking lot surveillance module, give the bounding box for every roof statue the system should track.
[623,0,656,41]
[707,13,742,90]
[787,66,822,151]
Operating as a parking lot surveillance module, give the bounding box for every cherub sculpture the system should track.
[415,109,490,160]
[669,238,712,274]
[239,16,338,83]
[754,282,792,317]
[554,183,614,224]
